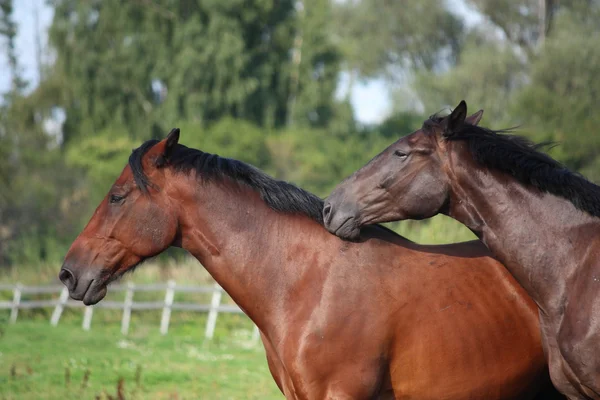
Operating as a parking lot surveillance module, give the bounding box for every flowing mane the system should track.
[439,120,600,218]
[129,139,325,223]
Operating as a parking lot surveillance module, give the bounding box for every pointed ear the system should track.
[155,128,180,168]
[165,128,180,158]
[466,109,483,126]
[444,100,467,137]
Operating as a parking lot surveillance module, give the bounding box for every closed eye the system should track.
[394,150,409,159]
[109,194,125,204]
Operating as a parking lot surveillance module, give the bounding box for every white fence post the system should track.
[9,284,21,323]
[160,280,175,335]
[51,287,69,326]
[121,282,135,335]
[82,306,94,331]
[204,283,222,340]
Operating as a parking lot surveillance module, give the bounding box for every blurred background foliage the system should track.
[1,0,599,272]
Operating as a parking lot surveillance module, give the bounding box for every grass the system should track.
[0,318,282,400]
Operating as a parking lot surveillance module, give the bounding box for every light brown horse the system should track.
[323,101,600,399]
[60,129,560,399]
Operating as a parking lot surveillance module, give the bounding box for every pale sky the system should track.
[0,0,482,124]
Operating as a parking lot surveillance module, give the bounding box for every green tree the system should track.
[64,130,139,204]
[45,0,345,144]
[465,0,548,54]
[0,1,90,266]
[514,6,600,180]
[333,0,464,80]
[0,93,86,266]
[287,0,343,128]
[466,0,598,53]
[0,0,26,94]
[413,35,526,126]
[47,0,168,142]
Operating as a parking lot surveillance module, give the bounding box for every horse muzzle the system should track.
[323,200,361,241]
[59,263,109,306]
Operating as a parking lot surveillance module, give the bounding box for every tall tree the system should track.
[333,0,465,79]
[514,4,600,180]
[466,0,550,54]
[0,1,90,266]
[0,0,26,95]
[45,0,344,144]
[0,0,22,263]
[413,32,527,125]
[286,0,342,128]
[466,0,598,53]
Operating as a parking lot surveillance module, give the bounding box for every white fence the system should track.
[0,281,260,341]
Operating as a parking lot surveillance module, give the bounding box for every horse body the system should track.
[60,130,557,399]
[323,101,598,399]
[173,184,550,400]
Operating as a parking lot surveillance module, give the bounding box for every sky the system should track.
[0,0,52,95]
[0,0,482,125]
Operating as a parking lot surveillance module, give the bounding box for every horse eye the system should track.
[109,194,125,204]
[394,150,408,159]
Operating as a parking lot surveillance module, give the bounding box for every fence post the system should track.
[9,284,22,324]
[160,280,175,335]
[204,283,222,340]
[82,306,94,331]
[121,282,135,335]
[51,287,69,326]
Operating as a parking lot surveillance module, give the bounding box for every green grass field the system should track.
[0,318,282,400]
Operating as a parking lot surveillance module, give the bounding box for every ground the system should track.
[0,318,282,400]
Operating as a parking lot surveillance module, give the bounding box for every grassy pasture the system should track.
[0,260,281,399]
[0,318,282,400]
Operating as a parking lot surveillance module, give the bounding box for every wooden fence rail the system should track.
[0,281,260,341]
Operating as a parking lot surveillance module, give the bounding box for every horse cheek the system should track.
[133,204,177,255]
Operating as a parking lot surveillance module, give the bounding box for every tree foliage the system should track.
[2,0,600,268]
[333,0,464,78]
[45,0,344,144]
[514,6,600,178]
[414,35,527,126]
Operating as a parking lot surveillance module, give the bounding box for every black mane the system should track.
[445,122,600,218]
[128,140,325,224]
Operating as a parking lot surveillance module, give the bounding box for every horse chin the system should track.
[342,228,361,241]
[82,282,108,306]
[334,220,362,241]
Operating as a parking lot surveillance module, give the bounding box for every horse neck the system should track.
[444,148,596,313]
[174,175,330,335]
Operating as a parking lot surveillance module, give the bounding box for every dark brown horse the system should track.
[60,129,560,399]
[324,101,600,399]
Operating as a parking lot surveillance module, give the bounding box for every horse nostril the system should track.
[59,268,76,291]
[323,202,333,224]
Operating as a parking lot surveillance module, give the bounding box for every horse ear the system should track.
[165,128,180,158]
[444,100,467,137]
[156,128,180,168]
[466,109,483,126]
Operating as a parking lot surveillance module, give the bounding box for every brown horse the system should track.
[60,128,560,399]
[324,101,600,399]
